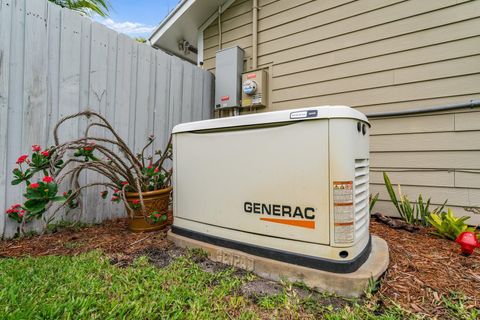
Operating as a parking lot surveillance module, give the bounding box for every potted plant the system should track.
[5,111,173,233]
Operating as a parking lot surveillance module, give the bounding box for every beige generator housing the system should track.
[172,106,371,273]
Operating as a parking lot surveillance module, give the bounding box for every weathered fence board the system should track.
[0,0,13,236]
[0,0,214,238]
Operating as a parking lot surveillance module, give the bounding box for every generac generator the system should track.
[171,106,371,273]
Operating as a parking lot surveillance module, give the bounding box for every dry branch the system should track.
[48,110,172,222]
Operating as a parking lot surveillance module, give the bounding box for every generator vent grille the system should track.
[354,159,369,240]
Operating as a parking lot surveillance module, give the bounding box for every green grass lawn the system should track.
[0,250,476,319]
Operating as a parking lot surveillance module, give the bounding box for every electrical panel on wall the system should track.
[214,47,244,109]
[241,70,268,109]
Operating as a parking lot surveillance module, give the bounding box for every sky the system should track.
[95,0,181,38]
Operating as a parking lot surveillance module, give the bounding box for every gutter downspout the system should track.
[252,0,258,69]
[366,100,480,118]
[218,6,222,50]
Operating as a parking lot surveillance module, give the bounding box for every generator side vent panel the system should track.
[354,159,369,240]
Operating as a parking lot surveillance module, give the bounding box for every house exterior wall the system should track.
[201,0,480,223]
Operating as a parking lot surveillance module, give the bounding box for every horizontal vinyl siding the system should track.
[273,37,480,90]
[374,201,480,225]
[272,75,480,109]
[258,0,477,66]
[371,131,480,152]
[203,0,253,72]
[202,0,480,219]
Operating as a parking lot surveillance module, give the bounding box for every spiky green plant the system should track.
[49,0,110,17]
[383,172,445,226]
[384,172,416,224]
[369,193,379,213]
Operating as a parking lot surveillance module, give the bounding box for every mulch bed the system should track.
[0,218,479,318]
[0,219,169,258]
[371,221,480,317]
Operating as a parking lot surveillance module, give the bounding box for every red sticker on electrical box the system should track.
[247,73,256,79]
[221,96,230,101]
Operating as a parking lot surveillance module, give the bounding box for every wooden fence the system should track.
[0,0,214,238]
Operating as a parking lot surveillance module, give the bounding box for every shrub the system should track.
[427,208,476,241]
[5,111,172,233]
[5,148,69,230]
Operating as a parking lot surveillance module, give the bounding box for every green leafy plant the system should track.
[364,277,380,300]
[49,0,111,17]
[417,195,446,227]
[369,193,379,213]
[149,211,168,224]
[22,179,66,217]
[6,147,68,230]
[383,172,444,226]
[416,194,430,226]
[73,145,99,161]
[427,208,476,240]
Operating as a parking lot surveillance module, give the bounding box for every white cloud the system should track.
[99,18,156,36]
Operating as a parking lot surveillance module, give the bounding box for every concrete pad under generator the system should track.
[168,231,389,298]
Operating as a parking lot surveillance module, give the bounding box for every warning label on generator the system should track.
[333,181,354,243]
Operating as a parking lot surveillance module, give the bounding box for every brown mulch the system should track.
[0,218,479,318]
[0,219,170,259]
[371,220,480,317]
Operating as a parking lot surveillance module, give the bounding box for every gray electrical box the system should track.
[215,46,244,109]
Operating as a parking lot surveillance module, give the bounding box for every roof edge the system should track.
[149,0,190,43]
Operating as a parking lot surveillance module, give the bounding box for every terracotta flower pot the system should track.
[125,187,173,232]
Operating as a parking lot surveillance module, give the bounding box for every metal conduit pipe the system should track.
[252,0,259,69]
[218,6,222,50]
[366,99,480,118]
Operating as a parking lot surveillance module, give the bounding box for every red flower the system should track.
[6,204,22,215]
[84,147,93,151]
[63,192,68,197]
[121,181,128,185]
[31,144,41,152]
[114,189,120,193]
[148,165,153,169]
[29,183,40,189]
[16,155,28,164]
[154,167,159,173]
[111,196,119,201]
[18,210,25,217]
[132,199,140,205]
[154,213,161,218]
[41,150,49,157]
[42,176,54,183]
